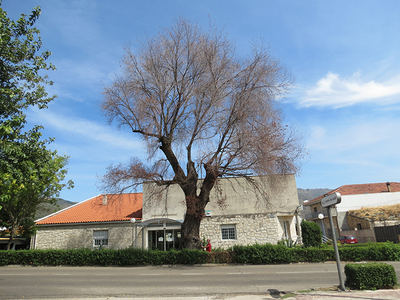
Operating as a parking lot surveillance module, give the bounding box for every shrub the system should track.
[301,220,322,247]
[277,239,297,248]
[207,249,233,264]
[345,263,397,290]
[1,242,400,266]
[291,246,334,262]
[232,244,293,264]
[339,243,400,262]
[115,248,149,265]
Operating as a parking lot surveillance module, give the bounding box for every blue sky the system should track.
[3,0,400,202]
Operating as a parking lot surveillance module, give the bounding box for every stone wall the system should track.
[33,222,143,250]
[199,213,298,249]
[346,214,371,230]
[34,215,299,250]
[341,229,376,243]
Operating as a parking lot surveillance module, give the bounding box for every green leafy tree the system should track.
[0,4,72,249]
[301,220,322,247]
[0,4,55,118]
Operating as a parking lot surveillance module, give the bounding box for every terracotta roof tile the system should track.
[305,182,400,206]
[36,193,142,225]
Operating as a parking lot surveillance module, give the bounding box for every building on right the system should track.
[303,182,400,243]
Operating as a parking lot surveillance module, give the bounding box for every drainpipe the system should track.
[142,227,145,250]
[163,221,166,251]
[134,225,137,248]
[130,218,136,248]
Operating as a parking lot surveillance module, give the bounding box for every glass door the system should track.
[148,229,182,250]
[148,230,165,250]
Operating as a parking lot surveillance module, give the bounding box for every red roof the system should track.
[305,182,400,206]
[36,193,142,225]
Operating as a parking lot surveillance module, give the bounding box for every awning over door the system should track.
[140,217,183,227]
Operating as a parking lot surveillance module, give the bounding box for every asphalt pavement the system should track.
[1,262,400,299]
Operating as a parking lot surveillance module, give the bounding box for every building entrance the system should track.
[148,229,181,250]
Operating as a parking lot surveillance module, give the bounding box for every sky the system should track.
[3,0,400,203]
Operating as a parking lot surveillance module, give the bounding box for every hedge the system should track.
[0,248,208,266]
[345,263,397,290]
[301,220,322,247]
[1,242,400,266]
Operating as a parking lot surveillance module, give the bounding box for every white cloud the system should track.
[30,110,145,151]
[306,118,400,165]
[49,58,118,98]
[299,72,400,108]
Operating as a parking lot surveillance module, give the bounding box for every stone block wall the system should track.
[199,213,284,249]
[341,229,376,243]
[33,223,142,250]
[346,214,371,230]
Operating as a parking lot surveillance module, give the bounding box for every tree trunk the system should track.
[181,210,203,249]
[180,169,217,249]
[7,225,15,251]
[181,191,206,249]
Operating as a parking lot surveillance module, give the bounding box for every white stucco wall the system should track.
[142,175,299,221]
[337,192,400,212]
[33,222,143,250]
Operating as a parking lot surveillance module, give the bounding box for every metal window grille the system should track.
[93,230,108,246]
[221,225,236,240]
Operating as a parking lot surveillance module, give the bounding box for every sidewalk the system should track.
[137,289,400,299]
[32,289,400,300]
[278,288,400,299]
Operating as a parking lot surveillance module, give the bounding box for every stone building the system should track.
[303,182,400,241]
[343,203,400,243]
[141,175,301,250]
[32,193,143,249]
[33,175,300,250]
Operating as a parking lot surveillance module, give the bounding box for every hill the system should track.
[35,198,76,220]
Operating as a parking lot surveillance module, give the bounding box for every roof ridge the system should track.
[305,182,400,205]
[36,193,143,225]
[339,181,400,187]
[34,194,102,223]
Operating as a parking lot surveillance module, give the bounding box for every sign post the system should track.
[318,213,326,236]
[321,192,345,291]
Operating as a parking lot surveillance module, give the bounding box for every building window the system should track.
[357,223,362,230]
[93,230,108,246]
[221,224,236,240]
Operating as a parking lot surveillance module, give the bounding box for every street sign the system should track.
[321,192,341,208]
[320,191,345,290]
[327,206,345,291]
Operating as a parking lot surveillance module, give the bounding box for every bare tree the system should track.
[103,20,302,249]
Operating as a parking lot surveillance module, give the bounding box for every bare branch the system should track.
[102,20,303,248]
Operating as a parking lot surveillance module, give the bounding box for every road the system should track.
[1,262,400,299]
